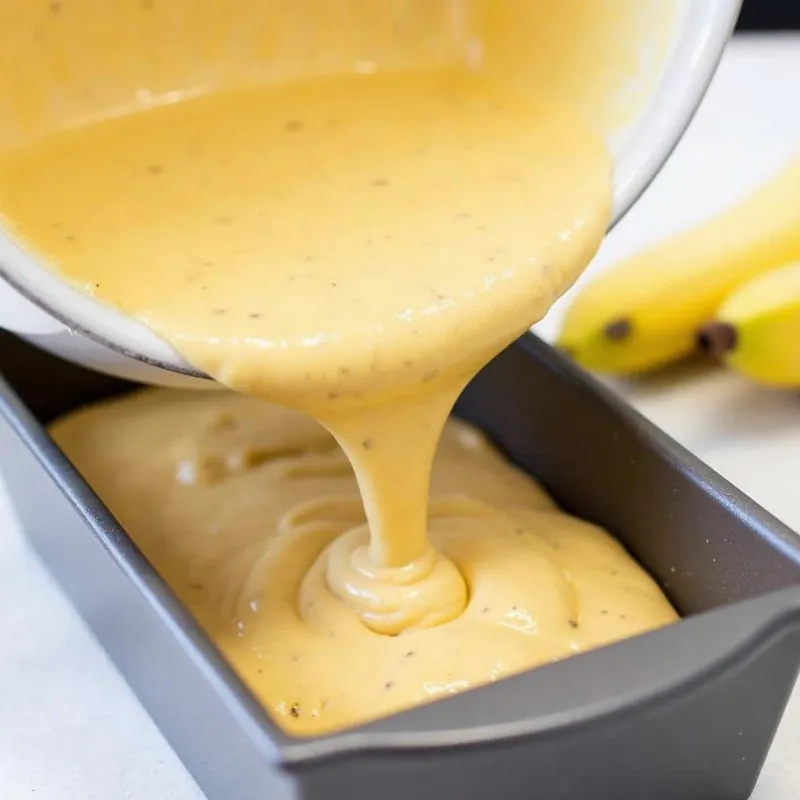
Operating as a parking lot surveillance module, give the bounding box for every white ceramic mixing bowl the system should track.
[0,0,742,387]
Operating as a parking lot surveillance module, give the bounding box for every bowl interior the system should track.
[0,0,681,153]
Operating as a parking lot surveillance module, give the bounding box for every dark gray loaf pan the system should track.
[2,330,800,800]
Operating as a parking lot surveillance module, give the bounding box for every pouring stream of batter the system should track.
[0,2,678,734]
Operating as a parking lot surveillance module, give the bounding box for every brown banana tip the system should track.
[696,322,738,358]
[603,317,633,342]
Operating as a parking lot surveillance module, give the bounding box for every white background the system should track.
[2,35,800,800]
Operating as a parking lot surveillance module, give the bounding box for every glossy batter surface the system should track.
[1,1,679,735]
[0,66,618,631]
[51,390,677,735]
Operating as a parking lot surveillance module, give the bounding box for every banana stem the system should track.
[696,322,738,357]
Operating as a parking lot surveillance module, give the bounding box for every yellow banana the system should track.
[697,261,800,387]
[557,150,800,374]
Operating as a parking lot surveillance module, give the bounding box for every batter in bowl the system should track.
[1,1,678,734]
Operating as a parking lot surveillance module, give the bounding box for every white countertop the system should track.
[2,34,800,800]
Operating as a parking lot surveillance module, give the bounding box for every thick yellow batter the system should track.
[51,389,677,735]
[0,1,678,735]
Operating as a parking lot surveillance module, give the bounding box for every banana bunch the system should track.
[557,151,800,385]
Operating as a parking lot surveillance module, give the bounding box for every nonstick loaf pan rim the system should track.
[2,332,800,767]
[280,587,800,765]
[515,337,800,566]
